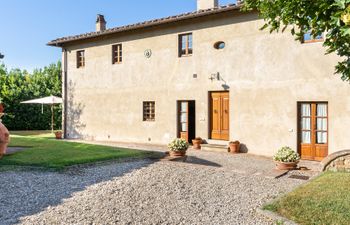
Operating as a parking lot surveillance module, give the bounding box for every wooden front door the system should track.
[210,92,229,140]
[298,102,328,161]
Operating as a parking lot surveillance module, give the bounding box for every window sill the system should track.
[179,54,193,58]
[302,39,324,44]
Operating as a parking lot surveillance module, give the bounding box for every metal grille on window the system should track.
[143,102,155,121]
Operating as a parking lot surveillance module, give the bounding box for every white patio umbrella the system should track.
[21,95,63,133]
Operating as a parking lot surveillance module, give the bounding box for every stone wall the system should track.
[321,150,350,172]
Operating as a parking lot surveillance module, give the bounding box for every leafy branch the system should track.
[243,0,350,82]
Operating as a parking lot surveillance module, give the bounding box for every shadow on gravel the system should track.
[0,158,159,225]
[185,156,222,168]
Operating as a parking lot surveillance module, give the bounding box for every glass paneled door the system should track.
[299,102,328,161]
[177,101,195,143]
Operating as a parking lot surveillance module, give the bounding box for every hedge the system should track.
[0,62,62,130]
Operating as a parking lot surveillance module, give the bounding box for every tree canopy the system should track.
[244,0,350,82]
[0,62,62,130]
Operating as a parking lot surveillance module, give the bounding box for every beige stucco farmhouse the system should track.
[49,0,350,161]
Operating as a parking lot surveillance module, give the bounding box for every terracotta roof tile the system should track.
[48,4,242,47]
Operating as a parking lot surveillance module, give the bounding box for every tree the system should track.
[0,62,62,130]
[243,0,350,82]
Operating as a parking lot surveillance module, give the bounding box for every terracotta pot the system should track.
[0,122,10,159]
[275,161,299,170]
[192,139,202,150]
[229,141,240,154]
[55,131,63,139]
[169,150,187,157]
[0,104,4,113]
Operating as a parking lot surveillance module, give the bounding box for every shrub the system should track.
[0,62,62,130]
[273,146,300,162]
[168,138,189,152]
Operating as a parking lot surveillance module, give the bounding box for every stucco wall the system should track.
[62,12,350,157]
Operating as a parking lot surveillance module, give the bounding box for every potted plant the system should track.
[168,138,189,157]
[192,137,202,150]
[228,141,240,154]
[55,131,63,139]
[273,146,300,170]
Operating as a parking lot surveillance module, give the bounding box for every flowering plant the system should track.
[273,146,300,163]
[168,138,189,152]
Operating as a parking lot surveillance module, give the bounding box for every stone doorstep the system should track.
[201,144,228,153]
[205,139,228,145]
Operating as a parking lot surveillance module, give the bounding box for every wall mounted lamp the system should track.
[209,72,220,81]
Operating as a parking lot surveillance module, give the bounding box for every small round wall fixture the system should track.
[214,41,225,50]
[144,49,152,58]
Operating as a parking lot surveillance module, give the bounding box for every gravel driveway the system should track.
[0,150,313,225]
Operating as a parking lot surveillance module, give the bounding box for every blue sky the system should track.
[0,0,236,72]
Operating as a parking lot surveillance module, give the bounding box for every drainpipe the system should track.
[62,48,68,138]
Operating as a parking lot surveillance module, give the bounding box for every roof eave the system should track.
[47,42,63,47]
[47,4,243,47]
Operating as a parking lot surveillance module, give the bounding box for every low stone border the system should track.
[256,208,297,225]
[320,150,350,172]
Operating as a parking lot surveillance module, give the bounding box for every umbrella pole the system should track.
[51,104,54,133]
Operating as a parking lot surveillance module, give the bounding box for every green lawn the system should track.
[264,172,350,225]
[1,131,160,170]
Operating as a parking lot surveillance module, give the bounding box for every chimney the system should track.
[96,14,106,32]
[197,0,219,10]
